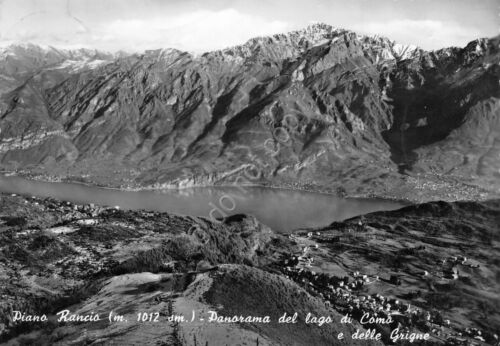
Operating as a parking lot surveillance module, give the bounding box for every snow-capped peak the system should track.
[391,43,420,60]
[0,42,115,61]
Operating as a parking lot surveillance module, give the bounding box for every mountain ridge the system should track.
[0,24,499,202]
[0,23,426,62]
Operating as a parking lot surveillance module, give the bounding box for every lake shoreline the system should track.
[0,172,407,232]
[0,170,413,205]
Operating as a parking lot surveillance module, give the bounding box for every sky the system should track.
[0,0,498,52]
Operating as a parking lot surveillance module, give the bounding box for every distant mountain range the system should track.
[0,23,499,201]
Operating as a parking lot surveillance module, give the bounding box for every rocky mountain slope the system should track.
[0,24,499,201]
[0,194,498,345]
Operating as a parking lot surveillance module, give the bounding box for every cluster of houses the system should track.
[438,255,480,280]
[279,248,494,345]
[29,196,119,221]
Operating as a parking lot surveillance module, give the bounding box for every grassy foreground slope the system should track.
[0,194,498,345]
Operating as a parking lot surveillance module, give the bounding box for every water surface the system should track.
[0,175,405,232]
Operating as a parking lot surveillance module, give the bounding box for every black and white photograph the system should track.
[0,0,499,344]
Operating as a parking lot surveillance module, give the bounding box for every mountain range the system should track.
[0,23,499,202]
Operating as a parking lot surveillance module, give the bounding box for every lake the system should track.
[0,175,406,232]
